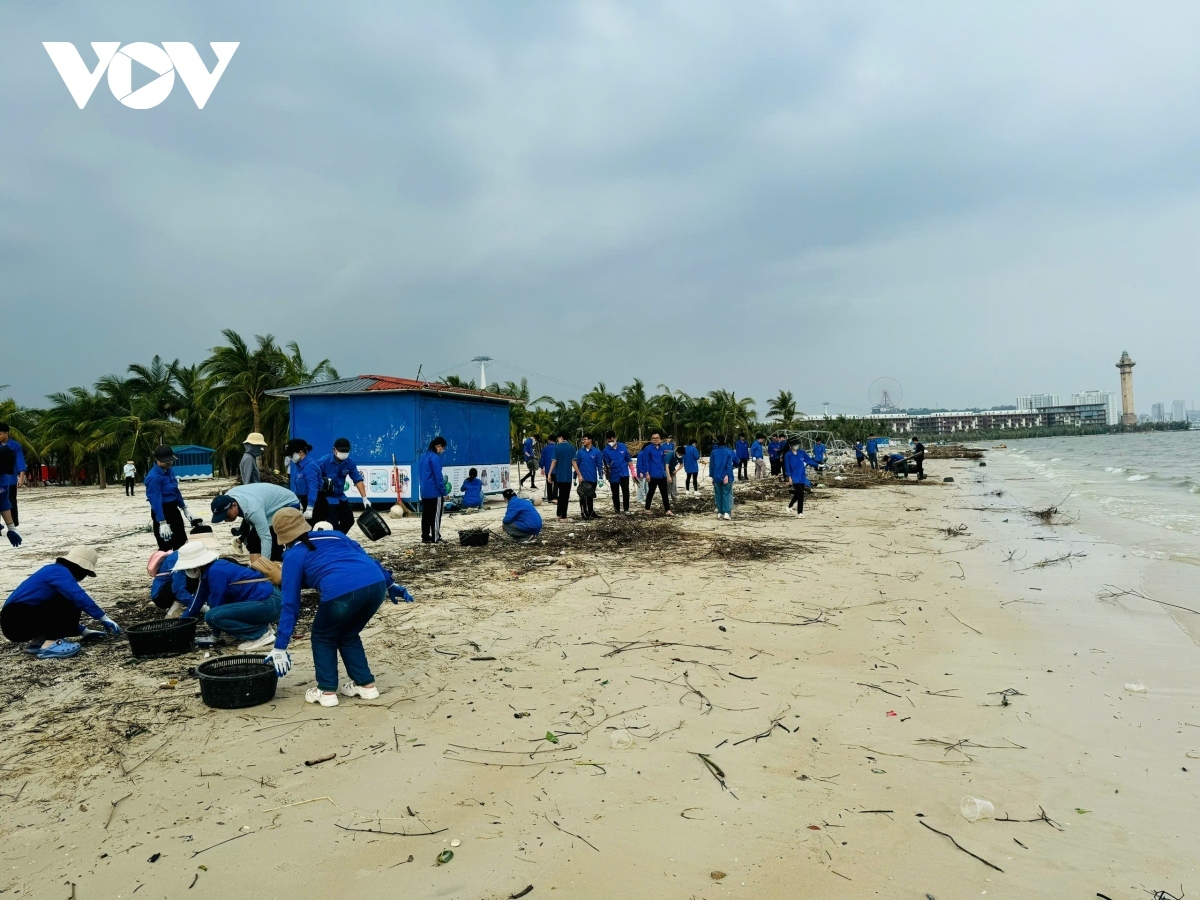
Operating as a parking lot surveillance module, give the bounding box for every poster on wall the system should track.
[442,463,511,496]
[342,465,412,500]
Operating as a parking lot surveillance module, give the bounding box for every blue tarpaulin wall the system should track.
[171,445,214,479]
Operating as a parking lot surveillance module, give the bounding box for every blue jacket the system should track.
[784,449,814,485]
[709,446,735,483]
[683,445,700,474]
[550,441,576,483]
[290,455,322,510]
[539,444,554,473]
[640,444,667,479]
[503,497,543,534]
[767,440,784,461]
[661,441,675,461]
[461,477,483,507]
[150,551,195,608]
[601,442,631,483]
[277,531,394,648]
[735,439,750,461]
[750,440,764,460]
[417,450,447,499]
[183,559,277,620]
[523,438,535,462]
[636,445,652,478]
[866,438,878,455]
[315,454,364,503]
[575,446,600,483]
[813,443,826,463]
[144,464,183,521]
[854,442,865,459]
[0,439,25,487]
[4,563,105,620]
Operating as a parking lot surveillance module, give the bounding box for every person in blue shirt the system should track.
[642,432,672,516]
[538,441,556,503]
[145,444,199,552]
[635,442,652,505]
[783,439,815,516]
[572,434,601,520]
[460,468,484,512]
[211,484,301,563]
[812,441,827,471]
[709,436,736,519]
[866,437,879,470]
[602,432,632,514]
[546,433,577,520]
[148,549,195,618]
[1,546,120,660]
[884,451,906,474]
[501,488,543,541]
[683,440,701,495]
[751,434,766,480]
[661,436,677,502]
[735,435,750,481]
[854,441,866,468]
[416,436,449,542]
[286,439,322,517]
[0,422,27,528]
[266,507,412,707]
[520,436,538,489]
[0,441,21,546]
[313,438,370,534]
[174,539,283,651]
[767,437,785,477]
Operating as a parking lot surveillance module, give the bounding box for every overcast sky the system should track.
[3,1,1198,415]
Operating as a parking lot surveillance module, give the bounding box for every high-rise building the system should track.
[1116,351,1136,425]
[1151,402,1165,423]
[1171,400,1187,422]
[1016,394,1060,411]
[1073,389,1119,425]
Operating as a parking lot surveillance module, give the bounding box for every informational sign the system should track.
[343,465,412,500]
[443,463,511,496]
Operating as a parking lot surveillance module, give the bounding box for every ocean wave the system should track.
[1127,474,1151,481]
[1105,466,1125,474]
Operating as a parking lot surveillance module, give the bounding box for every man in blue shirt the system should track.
[735,435,750,481]
[866,438,879,470]
[635,442,652,505]
[144,444,199,552]
[709,436,735,519]
[313,438,371,534]
[572,434,601,520]
[546,433,577,520]
[751,433,766,480]
[501,489,543,541]
[641,432,672,516]
[418,436,449,543]
[286,439,322,517]
[783,439,815,517]
[768,437,785,477]
[812,441,827,471]
[683,440,701,496]
[539,442,556,503]
[601,432,632,514]
[0,422,26,528]
[520,436,538,489]
[854,441,866,468]
[0,441,21,546]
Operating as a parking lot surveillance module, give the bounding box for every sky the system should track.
[2,1,1198,416]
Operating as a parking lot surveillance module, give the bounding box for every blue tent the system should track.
[171,444,215,480]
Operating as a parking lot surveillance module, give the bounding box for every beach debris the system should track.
[305,753,336,766]
[1098,584,1200,616]
[1124,682,1147,693]
[436,849,454,865]
[693,752,736,797]
[943,477,954,483]
[960,796,995,822]
[1024,494,1077,526]
[545,813,600,851]
[509,886,534,899]
[544,731,559,744]
[710,871,727,880]
[886,710,898,717]
[1075,808,1091,815]
[918,819,1003,872]
[995,806,1063,830]
[450,839,461,847]
[940,523,969,538]
[732,711,792,746]
[148,853,161,863]
[609,730,633,750]
[989,688,1024,707]
[857,682,902,698]
[1022,550,1087,570]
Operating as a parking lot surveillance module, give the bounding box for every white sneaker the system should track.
[305,687,339,707]
[341,681,380,700]
[238,627,276,652]
[725,513,732,520]
[797,512,805,518]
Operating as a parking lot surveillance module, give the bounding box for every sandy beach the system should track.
[1,452,1197,898]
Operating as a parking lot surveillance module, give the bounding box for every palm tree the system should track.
[708,390,756,441]
[620,378,658,441]
[40,388,109,486]
[767,390,797,428]
[201,330,287,437]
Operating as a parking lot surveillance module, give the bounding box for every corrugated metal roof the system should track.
[268,375,518,403]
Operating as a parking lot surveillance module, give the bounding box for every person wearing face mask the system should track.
[147,548,196,619]
[601,432,632,515]
[417,437,449,542]
[572,434,600,521]
[144,445,200,552]
[239,432,267,485]
[285,439,321,519]
[642,431,672,516]
[174,540,283,651]
[313,438,370,534]
[210,484,301,564]
[683,439,701,496]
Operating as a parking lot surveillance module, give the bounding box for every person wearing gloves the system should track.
[709,435,736,520]
[866,437,879,470]
[147,549,194,619]
[239,432,267,485]
[210,484,300,563]
[751,434,766,480]
[417,436,449,542]
[313,438,370,534]
[144,444,199,552]
[572,434,600,521]
[501,488,542,541]
[783,439,815,516]
[285,439,321,518]
[641,432,672,516]
[1,546,120,660]
[854,441,866,468]
[0,422,26,527]
[0,442,21,547]
[266,507,412,707]
[768,436,785,477]
[174,540,283,651]
[601,432,632,515]
[520,435,538,489]
[123,460,137,497]
[812,441,827,472]
[683,439,701,496]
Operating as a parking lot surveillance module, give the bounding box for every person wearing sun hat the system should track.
[1,546,121,660]
[239,432,268,486]
[147,549,194,619]
[266,507,412,707]
[173,540,282,651]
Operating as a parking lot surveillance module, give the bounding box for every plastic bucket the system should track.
[197,655,278,709]
[126,617,198,657]
[357,508,391,541]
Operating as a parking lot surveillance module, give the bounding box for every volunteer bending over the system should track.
[267,507,413,707]
[174,540,283,651]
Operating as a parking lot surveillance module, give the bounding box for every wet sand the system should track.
[0,456,1197,898]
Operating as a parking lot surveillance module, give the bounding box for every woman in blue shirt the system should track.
[783,440,815,516]
[174,540,283,651]
[460,468,484,511]
[683,440,701,495]
[709,436,736,520]
[267,508,412,707]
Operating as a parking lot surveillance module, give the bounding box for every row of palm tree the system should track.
[1,330,337,486]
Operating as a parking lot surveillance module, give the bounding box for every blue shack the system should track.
[171,445,215,480]
[269,375,516,505]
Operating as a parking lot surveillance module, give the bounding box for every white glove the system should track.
[231,537,244,553]
[158,522,172,541]
[180,507,194,524]
[303,507,314,522]
[362,497,372,508]
[266,648,291,677]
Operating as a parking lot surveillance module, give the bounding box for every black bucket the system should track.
[197,655,278,709]
[126,617,198,657]
[190,523,213,534]
[459,528,490,547]
[357,508,391,541]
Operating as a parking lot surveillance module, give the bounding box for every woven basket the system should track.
[126,617,198,657]
[197,654,278,709]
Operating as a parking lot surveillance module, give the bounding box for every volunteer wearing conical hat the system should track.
[173,540,282,652]
[144,445,200,552]
[266,507,412,707]
[0,546,121,660]
[239,432,268,486]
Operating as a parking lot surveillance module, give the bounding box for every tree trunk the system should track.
[97,454,107,489]
[251,395,261,434]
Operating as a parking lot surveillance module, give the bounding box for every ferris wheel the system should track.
[868,376,903,412]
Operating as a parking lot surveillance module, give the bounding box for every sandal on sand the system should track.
[36,640,81,660]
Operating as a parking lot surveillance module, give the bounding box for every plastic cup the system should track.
[609,730,633,750]
[960,796,995,822]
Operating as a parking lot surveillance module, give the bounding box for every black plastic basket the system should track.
[357,508,391,541]
[126,617,198,657]
[197,655,278,709]
[458,528,490,547]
